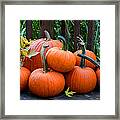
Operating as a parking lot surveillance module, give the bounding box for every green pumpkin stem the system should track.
[41,44,49,73]
[77,36,86,68]
[44,30,51,40]
[58,35,67,51]
[78,54,100,68]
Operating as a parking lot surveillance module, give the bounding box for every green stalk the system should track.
[94,20,100,56]
[65,20,71,39]
[94,20,99,45]
[41,44,49,73]
[78,54,100,68]
[77,36,86,68]
[58,35,67,51]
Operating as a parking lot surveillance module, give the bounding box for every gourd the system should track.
[74,36,97,69]
[23,30,63,71]
[29,44,65,97]
[46,36,76,72]
[20,67,31,92]
[65,39,97,93]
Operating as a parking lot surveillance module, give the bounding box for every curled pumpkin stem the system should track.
[77,54,100,68]
[58,35,67,51]
[44,30,51,40]
[77,35,86,68]
[77,35,86,54]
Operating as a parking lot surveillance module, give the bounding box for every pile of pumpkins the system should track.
[20,31,100,98]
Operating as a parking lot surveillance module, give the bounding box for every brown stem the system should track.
[41,44,49,73]
[77,36,86,68]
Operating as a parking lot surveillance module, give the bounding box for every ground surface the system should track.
[20,87,100,100]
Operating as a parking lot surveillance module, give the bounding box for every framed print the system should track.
[0,0,119,119]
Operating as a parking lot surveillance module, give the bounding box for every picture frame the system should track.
[0,0,119,119]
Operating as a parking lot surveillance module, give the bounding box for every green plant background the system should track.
[20,20,100,58]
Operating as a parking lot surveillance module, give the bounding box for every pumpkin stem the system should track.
[44,30,51,40]
[41,44,49,73]
[77,36,86,68]
[58,35,67,51]
[78,54,100,68]
[77,36,86,53]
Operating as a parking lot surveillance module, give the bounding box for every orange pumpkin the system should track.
[74,50,96,69]
[23,30,63,72]
[96,68,100,86]
[29,45,65,97]
[46,36,76,72]
[65,38,97,93]
[74,36,96,69]
[20,67,31,92]
[65,66,97,93]
[29,68,65,97]
[78,54,100,87]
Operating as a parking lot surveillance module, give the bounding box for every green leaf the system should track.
[28,50,40,58]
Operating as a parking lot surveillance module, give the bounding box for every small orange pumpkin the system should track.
[29,45,65,97]
[20,67,31,92]
[46,36,76,72]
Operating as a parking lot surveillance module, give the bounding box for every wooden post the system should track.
[74,20,81,51]
[26,20,32,41]
[61,20,66,38]
[87,20,94,51]
[40,20,54,38]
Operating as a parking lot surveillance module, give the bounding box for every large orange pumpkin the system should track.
[29,68,65,97]
[65,66,97,93]
[29,45,65,97]
[23,30,63,72]
[20,67,31,92]
[46,36,76,72]
[74,36,96,69]
[78,54,100,87]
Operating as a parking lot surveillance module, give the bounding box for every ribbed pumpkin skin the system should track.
[46,47,76,72]
[96,68,100,86]
[74,50,96,69]
[22,57,32,70]
[65,66,97,93]
[23,38,63,71]
[20,67,31,92]
[29,68,65,97]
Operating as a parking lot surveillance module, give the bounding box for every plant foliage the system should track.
[20,20,100,58]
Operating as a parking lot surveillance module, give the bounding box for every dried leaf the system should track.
[65,87,76,98]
